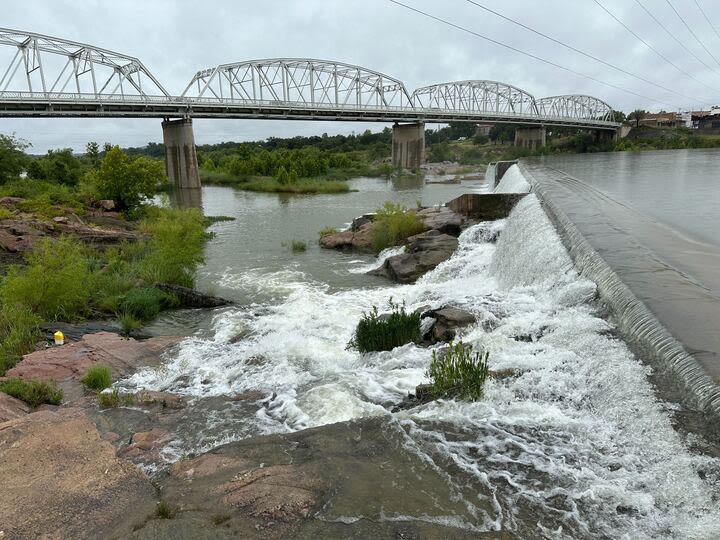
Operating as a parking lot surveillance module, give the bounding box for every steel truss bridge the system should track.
[0,28,620,130]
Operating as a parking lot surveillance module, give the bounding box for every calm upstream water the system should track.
[539,148,720,248]
[125,163,720,538]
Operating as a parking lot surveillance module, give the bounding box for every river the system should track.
[123,162,720,538]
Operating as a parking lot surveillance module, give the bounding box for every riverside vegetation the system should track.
[0,136,208,377]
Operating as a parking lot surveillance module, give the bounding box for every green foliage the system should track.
[427,341,489,401]
[98,388,120,408]
[350,300,421,353]
[85,141,100,168]
[428,142,455,163]
[0,378,63,407]
[118,287,178,322]
[139,208,206,287]
[118,312,142,335]
[155,500,178,519]
[459,147,486,165]
[27,149,85,186]
[318,226,339,238]
[1,236,91,321]
[0,303,41,375]
[371,202,425,253]
[275,165,290,185]
[473,133,490,145]
[0,207,14,220]
[81,364,112,391]
[0,135,29,183]
[89,146,165,211]
[283,239,307,253]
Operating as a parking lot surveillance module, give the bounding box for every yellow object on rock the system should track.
[53,331,65,346]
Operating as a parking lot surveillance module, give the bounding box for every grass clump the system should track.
[81,364,112,391]
[0,378,63,407]
[212,513,231,526]
[283,239,307,253]
[427,341,490,401]
[318,226,339,238]
[155,500,178,519]
[98,388,120,408]
[370,202,425,253]
[118,287,178,322]
[118,312,142,335]
[0,303,42,375]
[350,299,421,353]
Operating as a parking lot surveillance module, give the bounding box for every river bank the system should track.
[4,162,720,538]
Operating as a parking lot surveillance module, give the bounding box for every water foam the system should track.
[123,188,720,538]
[494,164,531,193]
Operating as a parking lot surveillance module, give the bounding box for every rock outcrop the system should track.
[319,221,374,251]
[370,230,459,283]
[421,306,477,343]
[0,391,30,422]
[416,206,465,236]
[154,282,233,308]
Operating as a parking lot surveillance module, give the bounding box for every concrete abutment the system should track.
[162,118,201,189]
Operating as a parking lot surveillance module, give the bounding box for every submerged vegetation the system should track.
[350,300,421,353]
[428,341,490,401]
[283,239,307,253]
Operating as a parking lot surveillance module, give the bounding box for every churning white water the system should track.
[124,187,720,538]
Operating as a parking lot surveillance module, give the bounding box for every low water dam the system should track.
[120,157,720,538]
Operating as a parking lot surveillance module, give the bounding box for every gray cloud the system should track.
[2,0,719,152]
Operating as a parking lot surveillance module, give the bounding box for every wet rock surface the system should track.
[0,408,156,539]
[154,282,233,308]
[417,206,465,236]
[370,230,459,283]
[421,306,477,343]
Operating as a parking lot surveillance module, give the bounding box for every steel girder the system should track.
[411,80,540,117]
[0,27,168,98]
[536,95,614,122]
[181,59,414,109]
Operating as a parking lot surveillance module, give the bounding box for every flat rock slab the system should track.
[447,193,526,221]
[417,206,465,236]
[0,408,156,539]
[371,230,459,283]
[7,331,179,383]
[129,416,500,539]
[0,391,30,422]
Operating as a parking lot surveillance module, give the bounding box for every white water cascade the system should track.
[124,183,720,538]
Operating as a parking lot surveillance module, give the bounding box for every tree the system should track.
[627,109,647,128]
[610,110,627,124]
[0,135,29,183]
[27,149,84,186]
[89,146,165,210]
[85,142,100,168]
[275,165,289,185]
[489,125,516,144]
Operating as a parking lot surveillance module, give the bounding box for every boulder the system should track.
[446,193,527,221]
[416,206,465,236]
[154,282,232,308]
[135,389,184,409]
[0,391,30,422]
[0,196,24,206]
[351,213,375,231]
[96,199,116,211]
[319,229,354,249]
[421,307,477,343]
[370,230,458,283]
[319,221,374,251]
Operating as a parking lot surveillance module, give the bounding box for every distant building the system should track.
[638,111,683,128]
[697,109,720,133]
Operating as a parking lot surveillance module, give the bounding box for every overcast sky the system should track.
[3,0,720,152]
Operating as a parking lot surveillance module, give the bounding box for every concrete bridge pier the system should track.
[162,118,201,189]
[514,127,546,151]
[392,122,425,170]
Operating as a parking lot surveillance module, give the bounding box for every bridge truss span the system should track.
[181,58,414,110]
[0,28,169,99]
[536,94,614,123]
[411,80,539,118]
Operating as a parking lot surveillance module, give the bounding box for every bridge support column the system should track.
[162,118,201,189]
[392,122,425,170]
[514,127,546,151]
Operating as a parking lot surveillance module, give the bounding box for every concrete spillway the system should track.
[509,161,720,417]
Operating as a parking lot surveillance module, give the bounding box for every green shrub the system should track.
[1,236,91,321]
[118,287,178,322]
[155,500,178,519]
[0,303,42,375]
[98,388,120,408]
[371,202,425,253]
[139,208,206,288]
[350,300,421,353]
[81,364,112,391]
[427,341,489,401]
[0,378,63,407]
